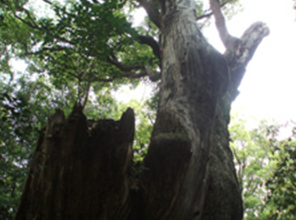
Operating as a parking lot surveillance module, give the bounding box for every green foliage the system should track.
[0,74,81,219]
[0,79,45,219]
[0,76,154,218]
[35,0,138,75]
[0,0,36,81]
[230,113,296,219]
[265,135,296,219]
[1,0,159,99]
[115,98,154,162]
[229,114,276,219]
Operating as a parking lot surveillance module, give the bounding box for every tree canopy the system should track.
[229,114,296,220]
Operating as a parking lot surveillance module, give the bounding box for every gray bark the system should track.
[141,1,234,219]
[141,0,269,219]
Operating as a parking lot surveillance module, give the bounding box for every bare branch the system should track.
[81,61,102,108]
[14,14,38,29]
[225,22,269,72]
[138,35,161,61]
[42,0,54,6]
[93,71,147,82]
[206,0,269,102]
[197,0,235,21]
[196,12,212,21]
[209,0,238,48]
[107,56,142,72]
[21,7,38,26]
[136,0,161,29]
[225,22,270,101]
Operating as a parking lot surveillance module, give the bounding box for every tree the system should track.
[229,115,296,220]
[265,127,296,219]
[229,115,281,219]
[0,0,269,219]
[0,75,79,219]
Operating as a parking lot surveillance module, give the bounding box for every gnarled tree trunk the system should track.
[15,0,269,219]
[141,5,231,219]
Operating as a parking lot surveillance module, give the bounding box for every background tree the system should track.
[265,129,296,219]
[0,75,77,219]
[229,114,296,220]
[0,0,270,219]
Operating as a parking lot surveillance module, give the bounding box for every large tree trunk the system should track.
[15,0,269,219]
[140,1,241,219]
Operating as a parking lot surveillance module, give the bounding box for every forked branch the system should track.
[225,21,269,71]
[197,0,235,20]
[209,0,238,48]
[208,1,269,101]
[225,21,269,101]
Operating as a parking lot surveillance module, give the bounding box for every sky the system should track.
[217,0,296,123]
[118,0,296,124]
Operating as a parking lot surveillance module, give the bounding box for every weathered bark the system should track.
[141,1,231,219]
[202,21,269,220]
[15,105,135,220]
[15,0,269,219]
[139,1,269,219]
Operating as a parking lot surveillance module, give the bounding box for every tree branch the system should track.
[144,66,161,82]
[42,0,62,16]
[137,35,161,62]
[225,22,270,101]
[81,61,102,108]
[226,22,269,73]
[93,71,147,82]
[107,56,142,72]
[14,14,38,29]
[136,0,161,29]
[208,1,269,102]
[209,0,238,48]
[197,0,235,20]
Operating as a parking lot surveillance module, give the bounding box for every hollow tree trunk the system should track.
[15,105,136,219]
